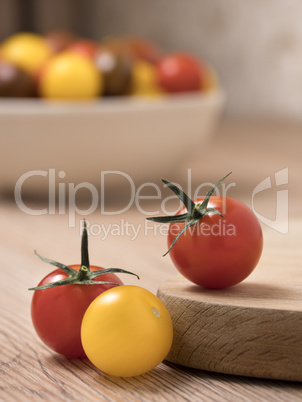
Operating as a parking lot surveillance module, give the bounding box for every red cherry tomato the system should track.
[167,196,263,289]
[148,174,263,289]
[31,265,123,358]
[30,220,138,358]
[156,53,203,93]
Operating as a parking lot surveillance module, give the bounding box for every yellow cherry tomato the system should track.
[39,52,102,100]
[1,32,53,75]
[81,285,173,377]
[130,61,164,97]
[201,64,219,92]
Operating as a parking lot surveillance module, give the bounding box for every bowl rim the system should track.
[0,90,225,116]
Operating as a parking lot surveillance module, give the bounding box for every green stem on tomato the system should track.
[29,219,139,291]
[81,219,90,270]
[147,172,232,256]
[77,265,89,281]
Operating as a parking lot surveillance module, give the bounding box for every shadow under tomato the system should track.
[46,354,168,396]
[164,360,302,388]
[184,281,295,301]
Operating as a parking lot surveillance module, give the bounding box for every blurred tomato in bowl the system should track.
[0,31,225,196]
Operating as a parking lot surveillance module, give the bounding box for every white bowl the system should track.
[0,91,225,196]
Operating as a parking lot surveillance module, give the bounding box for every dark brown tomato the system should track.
[0,61,36,97]
[94,40,133,96]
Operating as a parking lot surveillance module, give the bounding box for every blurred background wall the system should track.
[1,0,302,120]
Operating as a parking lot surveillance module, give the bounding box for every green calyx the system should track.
[29,220,139,291]
[147,172,232,256]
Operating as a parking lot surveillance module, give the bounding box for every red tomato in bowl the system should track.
[125,36,163,64]
[167,196,263,289]
[68,39,98,59]
[31,265,123,358]
[45,30,75,53]
[156,53,203,93]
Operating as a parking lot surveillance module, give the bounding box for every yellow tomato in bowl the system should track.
[130,61,164,97]
[39,51,102,100]
[1,33,52,75]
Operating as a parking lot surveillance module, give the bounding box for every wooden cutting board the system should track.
[157,264,302,382]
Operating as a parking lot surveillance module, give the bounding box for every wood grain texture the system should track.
[158,275,302,381]
[1,119,302,400]
[1,202,302,401]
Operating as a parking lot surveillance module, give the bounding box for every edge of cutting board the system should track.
[157,274,302,382]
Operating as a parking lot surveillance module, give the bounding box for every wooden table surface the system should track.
[1,118,302,401]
